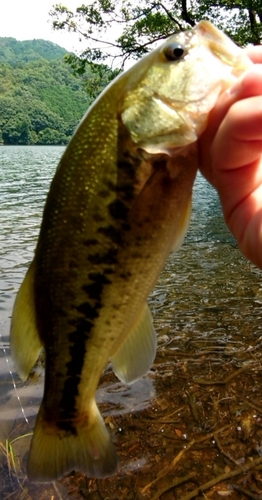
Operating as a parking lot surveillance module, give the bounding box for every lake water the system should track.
[1,146,262,498]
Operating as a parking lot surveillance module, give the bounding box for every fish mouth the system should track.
[153,92,197,111]
[195,21,251,74]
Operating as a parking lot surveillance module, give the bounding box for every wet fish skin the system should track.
[10,21,252,482]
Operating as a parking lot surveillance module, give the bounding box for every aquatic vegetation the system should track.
[0,433,32,498]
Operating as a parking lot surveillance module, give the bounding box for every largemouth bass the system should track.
[11,21,251,482]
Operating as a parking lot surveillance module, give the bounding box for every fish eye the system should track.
[163,43,186,61]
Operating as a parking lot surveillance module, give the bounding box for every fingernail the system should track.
[227,65,262,96]
[226,77,243,96]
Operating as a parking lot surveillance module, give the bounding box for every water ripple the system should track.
[1,145,64,322]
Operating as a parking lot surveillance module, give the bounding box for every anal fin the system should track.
[10,259,43,381]
[110,303,156,384]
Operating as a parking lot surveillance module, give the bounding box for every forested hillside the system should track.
[0,38,92,145]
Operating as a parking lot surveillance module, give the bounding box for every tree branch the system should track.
[156,2,184,30]
[181,0,195,27]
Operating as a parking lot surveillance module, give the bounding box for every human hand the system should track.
[198,47,262,269]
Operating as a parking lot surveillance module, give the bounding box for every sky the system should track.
[0,0,85,53]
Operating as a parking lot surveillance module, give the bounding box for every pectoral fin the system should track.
[171,197,192,252]
[110,303,156,384]
[10,259,43,381]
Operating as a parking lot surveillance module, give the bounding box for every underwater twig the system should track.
[97,478,106,499]
[194,363,257,386]
[140,406,186,425]
[52,481,65,500]
[179,457,262,500]
[150,472,196,500]
[185,390,201,425]
[247,399,262,414]
[233,484,262,499]
[141,439,196,494]
[213,433,244,468]
[141,424,232,495]
[156,406,186,423]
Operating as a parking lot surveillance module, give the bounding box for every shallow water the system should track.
[1,146,262,499]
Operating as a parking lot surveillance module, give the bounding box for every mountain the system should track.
[0,38,68,64]
[0,37,91,145]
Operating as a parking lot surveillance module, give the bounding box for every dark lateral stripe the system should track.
[108,200,129,220]
[76,302,100,318]
[58,317,92,432]
[88,248,118,265]
[57,275,110,431]
[98,225,123,245]
[83,238,99,246]
[82,274,111,301]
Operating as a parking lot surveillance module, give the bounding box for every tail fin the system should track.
[27,401,118,482]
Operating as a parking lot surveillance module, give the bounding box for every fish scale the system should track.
[10,21,252,482]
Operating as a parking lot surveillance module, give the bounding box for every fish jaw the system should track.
[121,21,252,154]
[195,20,252,77]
